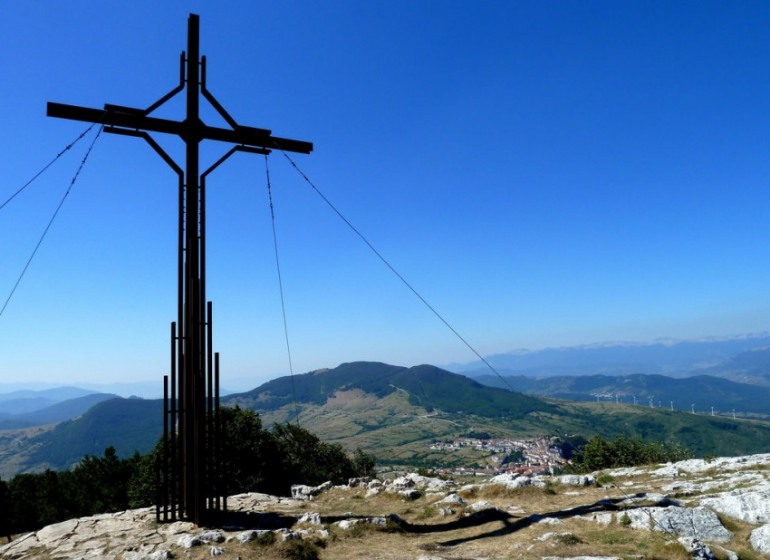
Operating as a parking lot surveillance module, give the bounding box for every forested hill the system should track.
[5,361,770,478]
[21,398,161,473]
[224,361,553,418]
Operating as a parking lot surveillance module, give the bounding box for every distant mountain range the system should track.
[4,361,770,479]
[451,334,770,385]
[0,388,119,430]
[473,373,770,416]
[0,386,97,406]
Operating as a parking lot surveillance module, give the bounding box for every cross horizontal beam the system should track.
[47,102,313,154]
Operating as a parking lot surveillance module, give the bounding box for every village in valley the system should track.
[427,435,569,476]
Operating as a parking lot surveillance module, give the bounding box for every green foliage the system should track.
[7,473,39,534]
[270,421,365,492]
[502,449,524,465]
[555,435,588,461]
[596,473,615,486]
[351,448,376,477]
[556,533,583,545]
[417,505,437,519]
[3,447,138,536]
[570,435,692,472]
[278,538,324,560]
[68,447,136,514]
[0,477,8,540]
[218,406,277,495]
[3,406,375,537]
[389,365,552,418]
[464,431,492,439]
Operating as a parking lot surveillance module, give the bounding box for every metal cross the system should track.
[47,13,312,525]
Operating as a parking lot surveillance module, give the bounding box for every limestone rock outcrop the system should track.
[3,454,770,559]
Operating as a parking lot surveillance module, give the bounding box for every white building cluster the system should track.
[428,436,568,475]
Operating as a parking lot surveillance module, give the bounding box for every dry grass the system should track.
[6,463,770,560]
[220,479,692,559]
[258,466,770,560]
[712,514,766,560]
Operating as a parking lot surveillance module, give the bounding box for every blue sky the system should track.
[2,1,770,391]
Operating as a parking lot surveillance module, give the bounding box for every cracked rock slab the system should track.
[700,489,770,524]
[622,506,731,542]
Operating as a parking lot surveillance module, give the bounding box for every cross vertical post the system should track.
[182,12,204,523]
[46,13,312,525]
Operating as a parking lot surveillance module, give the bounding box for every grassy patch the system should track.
[645,540,691,560]
[417,505,437,520]
[555,533,583,545]
[596,528,633,545]
[278,538,324,560]
[464,482,558,501]
[596,473,615,486]
[709,514,764,560]
[543,480,559,495]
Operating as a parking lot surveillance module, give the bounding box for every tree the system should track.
[34,470,66,527]
[67,446,134,515]
[1,405,378,537]
[0,477,10,541]
[271,422,358,492]
[7,474,39,535]
[217,406,277,496]
[127,449,160,509]
[571,435,692,472]
[351,448,376,477]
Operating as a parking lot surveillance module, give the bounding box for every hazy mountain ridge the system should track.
[0,392,119,430]
[473,373,770,416]
[0,386,97,403]
[453,334,770,381]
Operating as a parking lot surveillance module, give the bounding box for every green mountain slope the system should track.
[227,361,552,418]
[25,397,162,471]
[3,362,770,477]
[227,362,770,466]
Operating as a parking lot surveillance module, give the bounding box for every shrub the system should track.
[596,473,615,487]
[270,421,375,493]
[279,538,323,560]
[570,435,692,472]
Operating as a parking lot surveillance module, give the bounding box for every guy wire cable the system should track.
[264,154,301,426]
[1,126,103,318]
[1,124,97,211]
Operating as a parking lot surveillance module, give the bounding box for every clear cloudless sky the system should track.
[2,1,770,391]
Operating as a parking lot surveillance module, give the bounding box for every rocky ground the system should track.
[2,454,770,559]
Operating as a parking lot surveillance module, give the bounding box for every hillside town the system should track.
[428,436,569,476]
